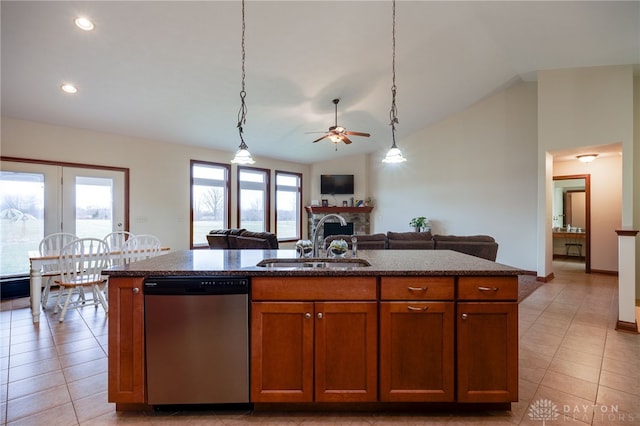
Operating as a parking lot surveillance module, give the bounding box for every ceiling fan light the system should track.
[231,147,255,165]
[382,146,406,163]
[577,154,598,163]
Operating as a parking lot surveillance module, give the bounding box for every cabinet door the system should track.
[108,277,146,404]
[314,302,378,402]
[457,302,518,402]
[251,301,314,402]
[379,301,454,402]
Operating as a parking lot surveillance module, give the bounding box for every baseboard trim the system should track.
[590,269,618,276]
[537,272,554,282]
[615,320,639,334]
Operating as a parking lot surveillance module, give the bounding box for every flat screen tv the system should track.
[321,174,354,195]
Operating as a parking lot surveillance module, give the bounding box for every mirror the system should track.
[552,178,586,230]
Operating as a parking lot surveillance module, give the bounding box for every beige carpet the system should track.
[518,274,543,303]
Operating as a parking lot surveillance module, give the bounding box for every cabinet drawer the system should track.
[252,277,377,301]
[380,277,454,300]
[457,276,517,301]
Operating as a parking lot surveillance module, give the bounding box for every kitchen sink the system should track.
[256,258,371,269]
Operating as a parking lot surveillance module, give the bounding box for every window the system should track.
[237,166,269,232]
[191,161,230,248]
[275,171,302,241]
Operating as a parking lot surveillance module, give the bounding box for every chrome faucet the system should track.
[312,213,347,257]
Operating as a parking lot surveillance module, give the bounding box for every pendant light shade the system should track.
[382,142,406,163]
[382,0,406,164]
[231,142,255,165]
[231,0,255,165]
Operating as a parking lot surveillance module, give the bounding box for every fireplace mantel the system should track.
[305,206,373,214]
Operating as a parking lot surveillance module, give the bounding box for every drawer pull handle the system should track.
[477,286,498,292]
[407,306,428,312]
[304,313,311,319]
[408,286,428,292]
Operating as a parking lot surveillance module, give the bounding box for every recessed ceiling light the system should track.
[74,16,95,31]
[61,83,78,94]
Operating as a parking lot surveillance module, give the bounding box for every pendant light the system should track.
[231,0,255,165]
[382,0,407,164]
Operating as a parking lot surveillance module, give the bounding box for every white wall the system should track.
[553,155,622,272]
[1,117,311,250]
[310,154,370,207]
[369,82,539,271]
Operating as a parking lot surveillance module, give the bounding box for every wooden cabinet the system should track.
[379,277,455,402]
[108,276,146,405]
[456,277,518,403]
[251,277,377,403]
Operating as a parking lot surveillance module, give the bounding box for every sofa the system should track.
[206,229,279,249]
[324,231,498,261]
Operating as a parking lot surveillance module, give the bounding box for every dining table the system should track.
[28,247,169,323]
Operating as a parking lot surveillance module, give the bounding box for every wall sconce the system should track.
[577,154,598,163]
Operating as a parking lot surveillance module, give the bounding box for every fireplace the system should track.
[323,222,354,239]
[305,206,373,247]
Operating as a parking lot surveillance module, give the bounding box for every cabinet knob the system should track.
[461,313,468,320]
[304,313,311,319]
[317,312,323,319]
[132,287,140,294]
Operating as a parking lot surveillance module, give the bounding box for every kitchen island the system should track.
[105,249,521,411]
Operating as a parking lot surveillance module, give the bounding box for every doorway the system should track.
[552,175,591,273]
[0,158,128,278]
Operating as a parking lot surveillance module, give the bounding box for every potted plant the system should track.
[409,216,431,232]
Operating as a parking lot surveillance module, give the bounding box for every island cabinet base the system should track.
[107,268,519,410]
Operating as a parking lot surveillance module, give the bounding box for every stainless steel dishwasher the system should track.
[144,276,250,406]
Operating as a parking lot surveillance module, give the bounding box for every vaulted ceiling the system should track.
[2,1,638,164]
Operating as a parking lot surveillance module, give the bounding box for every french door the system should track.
[0,160,127,277]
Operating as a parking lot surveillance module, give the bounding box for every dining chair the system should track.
[38,232,78,308]
[103,231,135,265]
[54,238,109,322]
[120,234,162,264]
[103,230,134,251]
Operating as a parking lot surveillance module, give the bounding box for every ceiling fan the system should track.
[307,98,370,146]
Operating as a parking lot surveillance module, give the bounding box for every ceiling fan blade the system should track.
[305,131,329,134]
[312,135,330,143]
[341,136,353,144]
[344,131,370,137]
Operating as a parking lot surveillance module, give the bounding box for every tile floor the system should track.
[1,260,638,425]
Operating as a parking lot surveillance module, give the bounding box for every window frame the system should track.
[236,166,271,232]
[275,170,302,242]
[190,160,231,249]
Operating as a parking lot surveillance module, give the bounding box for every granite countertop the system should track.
[104,249,522,277]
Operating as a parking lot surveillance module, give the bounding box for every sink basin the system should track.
[257,258,371,269]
